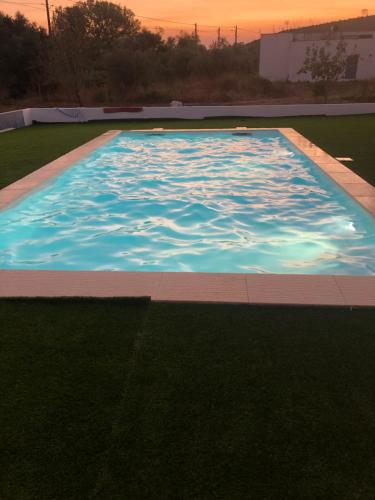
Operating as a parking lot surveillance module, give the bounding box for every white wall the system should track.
[260,32,375,82]
[22,108,33,127]
[0,109,25,130]
[1,103,375,130]
[259,33,293,81]
[29,104,375,123]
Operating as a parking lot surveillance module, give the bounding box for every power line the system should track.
[0,0,44,9]
[237,27,258,34]
[0,0,298,36]
[0,0,43,4]
[0,0,44,5]
[135,13,238,30]
[136,14,194,27]
[0,0,260,40]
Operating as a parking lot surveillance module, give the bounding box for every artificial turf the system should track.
[0,300,375,499]
[0,299,149,500]
[94,303,375,500]
[0,117,375,498]
[0,115,374,190]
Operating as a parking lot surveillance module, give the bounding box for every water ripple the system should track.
[0,131,374,274]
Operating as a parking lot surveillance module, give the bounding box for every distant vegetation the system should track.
[1,2,375,108]
[0,1,259,106]
[298,41,349,102]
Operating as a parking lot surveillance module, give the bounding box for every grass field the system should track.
[1,117,375,499]
[0,115,375,190]
[0,300,375,499]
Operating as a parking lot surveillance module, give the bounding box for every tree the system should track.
[298,40,348,102]
[0,12,47,98]
[51,0,140,104]
[104,46,156,94]
[162,33,205,78]
[78,0,139,45]
[0,7,263,105]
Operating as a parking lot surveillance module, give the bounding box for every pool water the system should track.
[1,130,375,275]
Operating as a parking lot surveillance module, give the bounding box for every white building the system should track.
[260,25,375,82]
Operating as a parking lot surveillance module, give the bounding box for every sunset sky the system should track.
[0,0,369,43]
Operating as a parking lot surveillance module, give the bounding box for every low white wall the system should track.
[1,103,375,129]
[22,108,33,127]
[29,103,375,123]
[0,109,25,130]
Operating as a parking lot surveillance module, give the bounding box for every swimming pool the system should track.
[0,130,374,275]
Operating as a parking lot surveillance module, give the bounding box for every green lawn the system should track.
[0,300,374,499]
[1,117,375,499]
[0,115,374,190]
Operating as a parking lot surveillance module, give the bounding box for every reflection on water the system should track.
[0,131,374,275]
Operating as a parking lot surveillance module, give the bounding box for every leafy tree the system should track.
[298,40,348,102]
[78,0,139,45]
[131,28,165,52]
[162,33,205,78]
[53,0,139,47]
[0,12,47,98]
[0,5,263,105]
[104,46,154,89]
[51,0,140,104]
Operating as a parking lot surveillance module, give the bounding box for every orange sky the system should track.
[0,0,369,43]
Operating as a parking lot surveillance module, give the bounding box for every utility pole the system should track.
[45,0,51,35]
[194,23,198,41]
[217,27,221,44]
[234,25,238,45]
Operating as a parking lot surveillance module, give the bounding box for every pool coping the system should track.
[0,127,374,307]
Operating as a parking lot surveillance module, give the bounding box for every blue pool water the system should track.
[0,130,375,274]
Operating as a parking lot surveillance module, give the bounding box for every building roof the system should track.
[285,15,375,35]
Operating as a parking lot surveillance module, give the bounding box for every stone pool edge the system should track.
[1,270,375,307]
[280,128,375,217]
[0,128,374,307]
[0,130,122,210]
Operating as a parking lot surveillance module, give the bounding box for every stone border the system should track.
[0,128,374,306]
[0,130,121,210]
[281,128,375,217]
[0,271,374,307]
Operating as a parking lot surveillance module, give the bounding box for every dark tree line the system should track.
[0,12,47,98]
[0,0,260,104]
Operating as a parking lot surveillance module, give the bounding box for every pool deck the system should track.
[0,127,374,307]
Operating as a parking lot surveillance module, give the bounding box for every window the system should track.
[344,54,359,79]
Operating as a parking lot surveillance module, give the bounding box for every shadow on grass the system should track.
[1,300,375,499]
[0,298,149,500]
[92,302,375,500]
